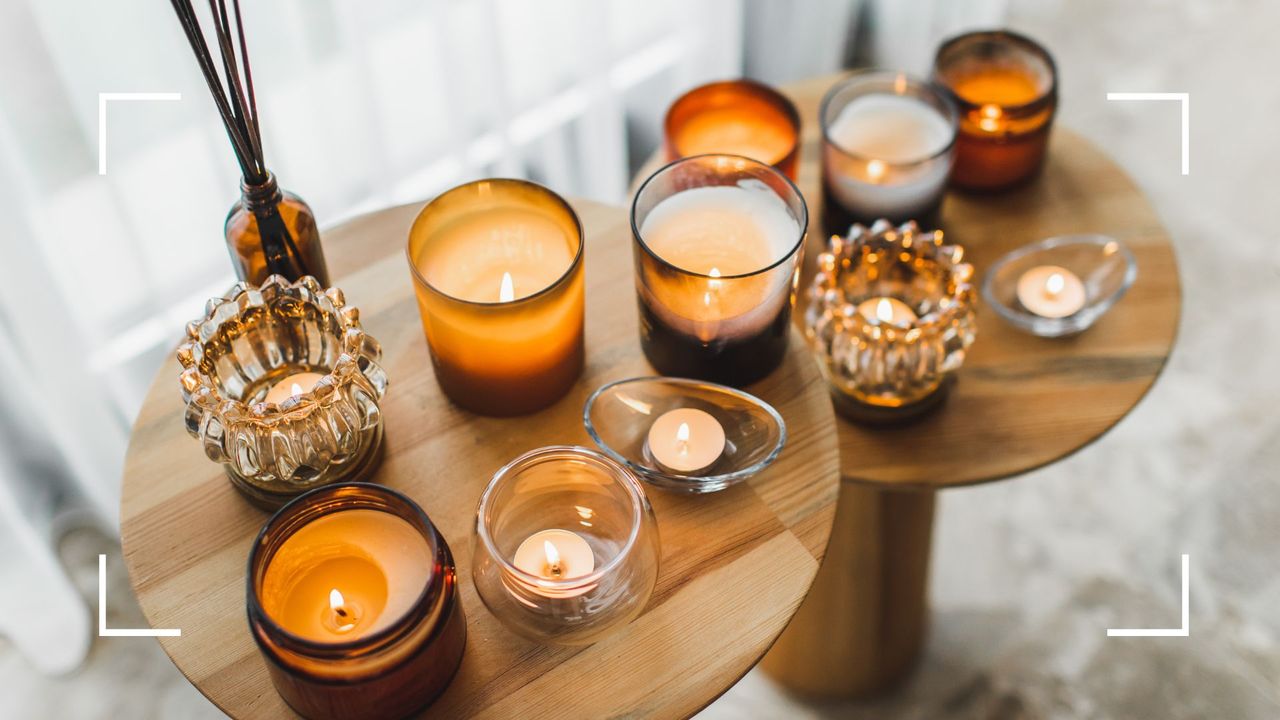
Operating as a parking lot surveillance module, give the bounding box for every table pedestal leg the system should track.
[760,482,935,698]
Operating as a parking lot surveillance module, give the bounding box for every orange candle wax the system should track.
[665,80,801,180]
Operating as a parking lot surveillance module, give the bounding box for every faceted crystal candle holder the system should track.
[806,220,977,423]
[177,276,388,509]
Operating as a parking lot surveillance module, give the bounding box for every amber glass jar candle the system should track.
[932,30,1058,192]
[407,179,585,416]
[248,483,466,720]
[226,172,332,287]
[664,79,801,180]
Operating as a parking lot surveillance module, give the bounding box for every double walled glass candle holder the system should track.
[473,446,660,646]
[933,30,1059,191]
[805,220,977,424]
[820,71,958,233]
[247,483,466,720]
[632,154,808,387]
[407,179,585,416]
[665,79,802,180]
[177,276,388,509]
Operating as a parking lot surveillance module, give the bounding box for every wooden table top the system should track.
[639,73,1182,489]
[120,199,840,719]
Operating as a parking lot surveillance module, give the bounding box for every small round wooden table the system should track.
[119,200,841,718]
[640,73,1182,698]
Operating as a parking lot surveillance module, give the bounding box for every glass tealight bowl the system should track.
[472,446,660,646]
[583,377,786,494]
[805,220,977,424]
[177,275,388,509]
[982,234,1137,337]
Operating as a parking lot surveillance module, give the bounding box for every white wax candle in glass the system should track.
[513,528,596,598]
[646,408,727,474]
[1016,265,1085,318]
[263,371,326,405]
[855,297,918,328]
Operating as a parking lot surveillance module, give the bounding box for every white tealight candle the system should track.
[263,371,326,405]
[855,297,918,328]
[825,93,954,220]
[639,183,800,342]
[647,408,727,474]
[1016,265,1086,318]
[513,529,596,588]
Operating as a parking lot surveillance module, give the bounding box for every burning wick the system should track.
[544,540,562,579]
[676,422,691,456]
[1045,272,1065,297]
[499,271,515,302]
[329,589,356,633]
[979,104,1003,133]
[866,159,887,183]
[876,298,895,324]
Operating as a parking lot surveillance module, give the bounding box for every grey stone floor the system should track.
[4,0,1279,718]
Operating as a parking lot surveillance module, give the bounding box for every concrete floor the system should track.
[4,0,1280,717]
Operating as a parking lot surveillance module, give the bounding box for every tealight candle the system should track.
[514,529,596,591]
[248,483,466,720]
[632,155,807,386]
[646,408,727,474]
[856,297,918,328]
[820,72,957,231]
[408,179,585,416]
[933,30,1058,191]
[664,79,802,179]
[262,371,326,405]
[1016,265,1085,318]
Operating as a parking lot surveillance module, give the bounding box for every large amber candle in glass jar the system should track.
[407,179,585,416]
[247,483,466,720]
[664,80,801,180]
[932,30,1058,192]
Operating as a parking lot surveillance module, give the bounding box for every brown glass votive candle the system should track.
[933,30,1058,191]
[407,179,585,416]
[248,483,466,720]
[664,80,801,180]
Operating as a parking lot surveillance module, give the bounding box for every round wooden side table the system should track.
[640,73,1182,698]
[119,200,841,718]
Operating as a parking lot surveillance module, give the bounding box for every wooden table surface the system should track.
[119,200,841,719]
[639,73,1182,488]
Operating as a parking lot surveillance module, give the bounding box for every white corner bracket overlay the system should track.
[1107,554,1190,637]
[97,92,182,175]
[1105,92,1190,175]
[98,554,181,637]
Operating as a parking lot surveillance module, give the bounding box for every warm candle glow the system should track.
[499,271,515,303]
[647,408,726,474]
[1016,265,1086,318]
[978,103,1003,132]
[676,421,691,452]
[866,158,887,183]
[329,588,344,611]
[543,540,562,578]
[876,298,895,324]
[1045,272,1065,297]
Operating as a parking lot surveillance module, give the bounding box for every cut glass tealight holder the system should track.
[177,275,388,509]
[982,234,1137,337]
[583,377,786,494]
[806,220,977,424]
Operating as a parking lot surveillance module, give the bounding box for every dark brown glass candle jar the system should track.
[247,483,466,720]
[932,30,1058,192]
[664,79,801,180]
[226,172,332,286]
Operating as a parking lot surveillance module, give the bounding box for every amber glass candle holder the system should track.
[805,220,977,424]
[177,276,388,509]
[407,179,585,416]
[665,79,802,180]
[248,483,466,720]
[631,154,808,387]
[226,172,332,287]
[472,446,660,646]
[932,30,1059,191]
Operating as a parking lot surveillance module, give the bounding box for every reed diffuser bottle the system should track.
[170,0,331,286]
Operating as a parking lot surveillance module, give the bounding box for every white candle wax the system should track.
[1016,265,1086,318]
[513,529,596,597]
[263,371,325,405]
[639,182,800,341]
[647,408,727,474]
[824,94,954,220]
[855,297,918,328]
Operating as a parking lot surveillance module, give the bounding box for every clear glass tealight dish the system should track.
[982,234,1137,337]
[805,220,977,424]
[177,275,388,509]
[583,377,786,494]
[472,446,660,646]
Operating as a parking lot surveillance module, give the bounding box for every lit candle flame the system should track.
[867,159,887,183]
[289,383,304,398]
[1045,272,1065,297]
[499,271,515,302]
[544,540,562,578]
[876,298,895,324]
[676,421,691,457]
[979,104,1003,133]
[704,267,722,306]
